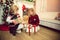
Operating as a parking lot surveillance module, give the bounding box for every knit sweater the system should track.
[28,14,39,26]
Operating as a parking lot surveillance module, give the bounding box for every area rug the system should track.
[0,24,9,31]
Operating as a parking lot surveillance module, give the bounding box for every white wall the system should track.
[36,0,47,13]
[39,12,58,19]
[36,0,47,19]
[35,0,59,20]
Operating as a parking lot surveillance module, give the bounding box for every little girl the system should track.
[26,8,40,32]
[6,5,23,36]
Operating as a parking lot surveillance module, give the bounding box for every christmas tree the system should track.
[2,0,14,24]
[0,0,3,6]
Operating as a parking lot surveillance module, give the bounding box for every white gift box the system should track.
[16,24,24,33]
[26,25,40,33]
[16,24,40,33]
[17,24,24,30]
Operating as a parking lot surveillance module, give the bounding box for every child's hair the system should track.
[10,4,19,13]
[27,8,36,16]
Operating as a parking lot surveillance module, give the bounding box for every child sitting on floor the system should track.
[26,8,40,33]
[6,4,23,36]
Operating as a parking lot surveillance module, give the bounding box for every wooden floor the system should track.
[0,27,60,40]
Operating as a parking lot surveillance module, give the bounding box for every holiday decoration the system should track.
[26,24,40,35]
[26,0,33,2]
[2,0,14,23]
[22,5,26,11]
[0,0,3,6]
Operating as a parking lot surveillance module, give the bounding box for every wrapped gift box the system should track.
[25,24,40,33]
